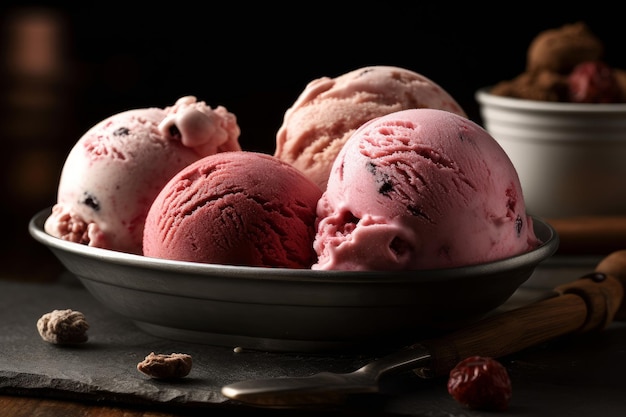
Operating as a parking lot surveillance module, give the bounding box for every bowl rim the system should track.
[29,207,559,284]
[475,86,626,113]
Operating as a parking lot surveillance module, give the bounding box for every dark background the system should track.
[2,3,624,279]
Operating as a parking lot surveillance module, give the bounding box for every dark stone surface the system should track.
[1,274,625,416]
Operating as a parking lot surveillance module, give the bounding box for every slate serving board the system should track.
[1,273,626,416]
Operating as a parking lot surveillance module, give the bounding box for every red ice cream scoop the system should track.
[143,151,322,269]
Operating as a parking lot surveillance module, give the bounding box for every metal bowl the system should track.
[29,207,558,352]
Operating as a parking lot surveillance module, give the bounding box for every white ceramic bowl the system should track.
[476,87,626,218]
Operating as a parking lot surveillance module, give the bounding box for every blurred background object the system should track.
[1,4,624,281]
[1,6,75,280]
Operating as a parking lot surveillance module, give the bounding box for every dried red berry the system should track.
[447,356,512,411]
[568,60,620,103]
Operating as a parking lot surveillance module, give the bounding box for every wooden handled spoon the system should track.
[221,250,626,407]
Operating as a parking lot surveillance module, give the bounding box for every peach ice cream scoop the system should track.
[275,66,466,191]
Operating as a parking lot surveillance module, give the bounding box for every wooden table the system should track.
[0,395,183,417]
[0,394,387,416]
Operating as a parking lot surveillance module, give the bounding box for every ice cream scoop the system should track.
[313,108,539,271]
[143,151,322,268]
[274,66,467,191]
[44,96,241,254]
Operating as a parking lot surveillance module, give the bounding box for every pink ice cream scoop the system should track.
[44,96,241,254]
[143,151,322,269]
[313,108,540,271]
[275,66,467,191]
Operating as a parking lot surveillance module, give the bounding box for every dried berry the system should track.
[37,309,89,345]
[568,60,620,103]
[137,352,192,379]
[447,356,512,411]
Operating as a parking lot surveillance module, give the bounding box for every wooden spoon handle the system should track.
[549,217,626,255]
[417,250,626,377]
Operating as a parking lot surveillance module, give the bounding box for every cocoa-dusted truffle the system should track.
[527,22,604,74]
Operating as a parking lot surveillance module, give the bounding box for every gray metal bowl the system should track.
[29,207,558,352]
